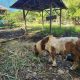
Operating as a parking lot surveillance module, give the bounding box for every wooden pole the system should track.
[50,2,52,34]
[23,10,29,34]
[60,8,62,29]
[23,9,27,31]
[42,10,44,30]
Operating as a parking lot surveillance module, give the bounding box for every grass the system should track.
[0,41,37,80]
[0,23,80,80]
[0,38,80,80]
[27,22,80,37]
[0,21,80,37]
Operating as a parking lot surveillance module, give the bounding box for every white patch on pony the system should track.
[48,56,52,62]
[59,37,78,49]
[52,59,57,66]
[50,37,78,54]
[60,37,78,45]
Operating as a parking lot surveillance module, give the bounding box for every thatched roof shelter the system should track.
[11,0,67,33]
[11,0,67,11]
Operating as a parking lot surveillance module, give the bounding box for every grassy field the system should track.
[0,22,80,38]
[0,38,80,80]
[0,23,80,80]
[27,23,80,37]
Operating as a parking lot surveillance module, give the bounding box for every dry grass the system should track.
[0,25,80,80]
[0,38,80,80]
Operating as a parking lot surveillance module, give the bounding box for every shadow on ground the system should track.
[30,27,80,42]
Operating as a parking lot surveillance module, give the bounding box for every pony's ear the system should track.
[34,44,39,56]
[42,36,49,43]
[41,36,49,50]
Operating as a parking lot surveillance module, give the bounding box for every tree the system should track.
[63,0,80,24]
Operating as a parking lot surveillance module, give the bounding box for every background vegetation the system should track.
[0,0,80,29]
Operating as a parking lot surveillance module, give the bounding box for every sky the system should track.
[0,0,17,11]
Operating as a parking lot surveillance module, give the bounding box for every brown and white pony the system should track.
[64,40,80,70]
[34,35,80,70]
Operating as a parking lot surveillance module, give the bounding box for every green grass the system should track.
[0,21,80,37]
[27,22,80,37]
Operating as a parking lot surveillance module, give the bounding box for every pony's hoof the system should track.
[52,62,57,67]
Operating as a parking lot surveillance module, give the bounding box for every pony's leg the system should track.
[52,57,57,66]
[70,56,79,70]
[61,50,68,61]
[50,47,57,66]
[34,45,39,56]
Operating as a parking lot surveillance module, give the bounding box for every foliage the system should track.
[64,0,80,18]
[26,11,42,23]
[0,0,80,28]
[4,11,23,22]
[27,23,80,37]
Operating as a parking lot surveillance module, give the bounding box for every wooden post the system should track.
[42,10,44,30]
[60,8,62,29]
[23,10,27,31]
[50,2,52,34]
[23,10,29,33]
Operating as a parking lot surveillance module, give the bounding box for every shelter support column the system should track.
[42,10,44,30]
[50,2,52,34]
[60,8,62,29]
[23,10,29,32]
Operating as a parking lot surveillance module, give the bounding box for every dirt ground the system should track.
[0,28,80,80]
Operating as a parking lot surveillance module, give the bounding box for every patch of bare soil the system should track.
[0,28,25,40]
